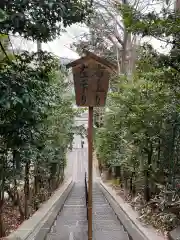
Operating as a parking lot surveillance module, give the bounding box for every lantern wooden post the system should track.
[66,50,117,240]
[88,106,93,240]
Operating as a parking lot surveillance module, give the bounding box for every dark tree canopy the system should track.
[0,0,93,41]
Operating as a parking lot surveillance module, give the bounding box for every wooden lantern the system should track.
[66,51,117,107]
[66,51,117,240]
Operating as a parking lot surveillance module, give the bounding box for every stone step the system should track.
[52,222,88,234]
[92,200,108,204]
[94,230,129,240]
[46,230,129,240]
[65,201,85,205]
[93,214,118,221]
[58,206,87,213]
[46,183,129,240]
[57,214,87,222]
[52,220,125,233]
[93,220,125,231]
[53,221,124,231]
[93,206,115,214]
[46,230,88,240]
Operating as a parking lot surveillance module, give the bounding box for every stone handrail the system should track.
[7,178,74,240]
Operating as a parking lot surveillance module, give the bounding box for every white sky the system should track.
[11,25,171,60]
[11,0,174,60]
[11,24,89,60]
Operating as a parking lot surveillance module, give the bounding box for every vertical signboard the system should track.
[72,59,110,107]
[66,51,116,240]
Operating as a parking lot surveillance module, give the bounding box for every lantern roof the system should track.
[66,50,117,72]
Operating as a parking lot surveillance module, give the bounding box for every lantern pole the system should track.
[66,52,114,240]
[88,106,93,240]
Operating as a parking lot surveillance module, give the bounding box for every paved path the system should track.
[65,134,88,181]
[65,148,88,182]
[46,138,129,240]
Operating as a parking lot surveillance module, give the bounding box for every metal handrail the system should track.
[85,172,88,220]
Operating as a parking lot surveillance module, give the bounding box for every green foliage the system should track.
[119,4,180,74]
[95,41,180,231]
[0,51,77,236]
[0,0,93,41]
[94,1,180,226]
[0,0,92,236]
[0,9,6,22]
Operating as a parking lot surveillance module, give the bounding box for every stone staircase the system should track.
[46,183,130,240]
[92,183,129,240]
[46,183,87,240]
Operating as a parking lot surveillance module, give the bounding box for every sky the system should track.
[11,0,174,60]
[11,24,89,60]
[11,25,171,60]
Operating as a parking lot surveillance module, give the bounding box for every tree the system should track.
[0,0,93,42]
[95,37,180,231]
[72,0,162,75]
[0,51,78,237]
[0,0,93,236]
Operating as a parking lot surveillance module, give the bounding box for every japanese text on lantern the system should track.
[72,60,110,107]
[79,64,88,105]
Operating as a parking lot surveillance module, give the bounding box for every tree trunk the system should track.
[0,198,4,238]
[144,173,150,201]
[115,166,120,178]
[144,144,153,202]
[34,170,40,210]
[130,176,136,197]
[130,172,133,194]
[107,167,112,180]
[4,185,18,206]
[0,178,5,238]
[62,163,64,180]
[56,164,62,188]
[34,175,39,195]
[24,161,30,219]
[0,156,5,238]
[124,177,128,197]
[170,122,177,189]
[34,163,41,195]
[49,163,57,192]
[12,150,24,219]
[99,162,103,175]
[156,137,161,170]
[14,179,24,221]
